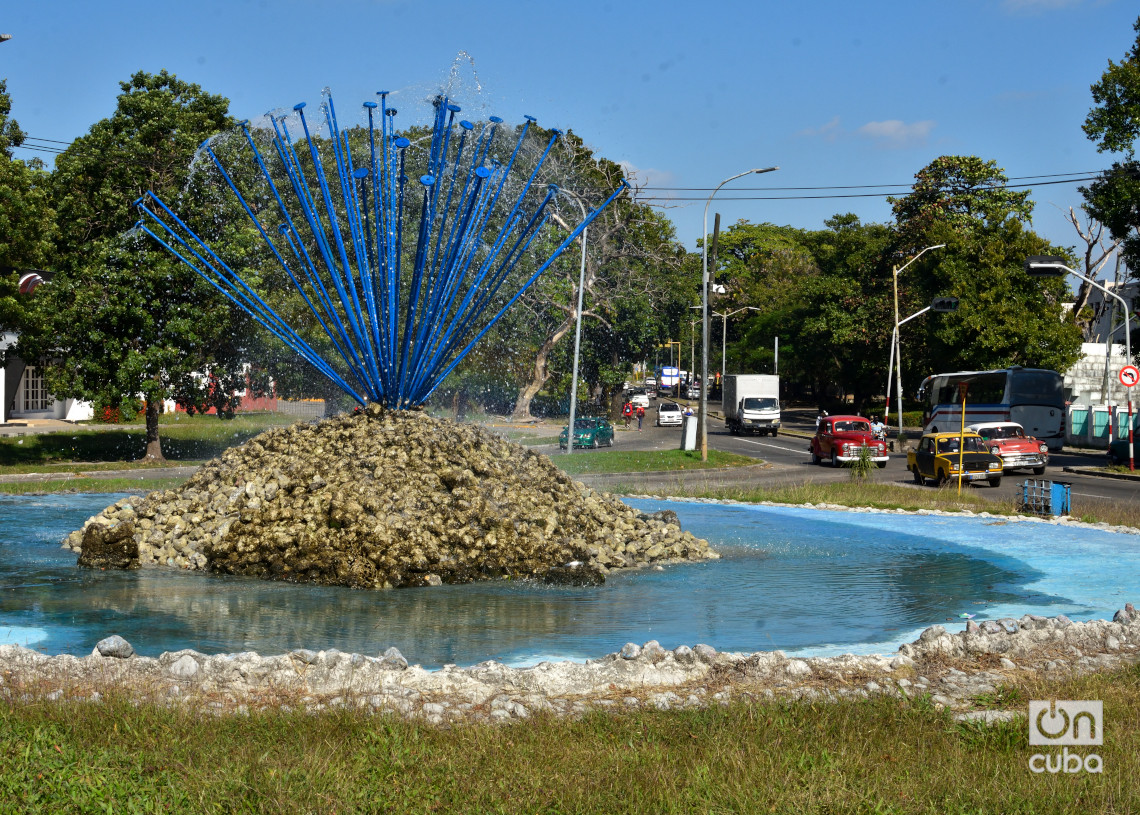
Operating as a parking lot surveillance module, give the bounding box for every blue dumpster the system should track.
[1018,479,1071,517]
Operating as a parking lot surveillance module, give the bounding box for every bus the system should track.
[915,367,1066,451]
[656,366,682,393]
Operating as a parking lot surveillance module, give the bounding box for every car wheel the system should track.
[989,477,1002,488]
[1032,465,1045,475]
[1108,453,1122,466]
[912,467,924,485]
[771,429,778,437]
[831,450,840,468]
[607,435,614,447]
[811,448,821,466]
[935,470,949,487]
[591,437,599,449]
[876,461,887,469]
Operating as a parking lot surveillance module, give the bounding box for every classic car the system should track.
[656,401,683,427]
[809,414,889,468]
[907,431,1003,487]
[1108,436,1140,467]
[967,422,1048,474]
[559,417,615,450]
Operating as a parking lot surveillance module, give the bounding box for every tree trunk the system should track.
[512,317,575,421]
[142,399,165,461]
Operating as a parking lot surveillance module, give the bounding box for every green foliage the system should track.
[1084,16,1140,158]
[0,79,55,335]
[849,444,875,480]
[889,155,1033,244]
[19,70,250,458]
[1081,17,1140,308]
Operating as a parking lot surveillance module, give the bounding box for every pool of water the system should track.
[2,494,1138,669]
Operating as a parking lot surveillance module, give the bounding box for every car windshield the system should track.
[742,397,778,411]
[660,403,679,412]
[573,419,595,429]
[985,425,1024,440]
[937,437,987,454]
[834,421,870,433]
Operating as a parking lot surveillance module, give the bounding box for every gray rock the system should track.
[619,643,641,660]
[693,644,717,664]
[380,647,408,670]
[918,625,947,642]
[999,658,1017,670]
[673,645,696,665]
[95,635,134,659]
[640,640,667,663]
[168,654,200,679]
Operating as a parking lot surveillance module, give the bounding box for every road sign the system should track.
[931,297,959,312]
[1121,365,1140,388]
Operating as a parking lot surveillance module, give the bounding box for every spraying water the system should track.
[135,87,627,409]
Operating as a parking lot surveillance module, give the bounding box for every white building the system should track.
[1,271,93,425]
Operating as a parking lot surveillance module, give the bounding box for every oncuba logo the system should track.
[1028,700,1103,774]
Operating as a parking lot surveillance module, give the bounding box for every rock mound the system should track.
[66,406,716,588]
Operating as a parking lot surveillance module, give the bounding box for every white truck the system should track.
[722,374,781,436]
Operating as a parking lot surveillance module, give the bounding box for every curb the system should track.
[1062,466,1140,482]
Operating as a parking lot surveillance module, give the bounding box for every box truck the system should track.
[722,374,781,436]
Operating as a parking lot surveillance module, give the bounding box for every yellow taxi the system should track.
[906,431,1004,488]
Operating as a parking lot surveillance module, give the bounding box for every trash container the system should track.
[1017,479,1071,517]
[680,415,698,451]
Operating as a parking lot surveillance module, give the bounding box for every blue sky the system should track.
[2,0,1137,255]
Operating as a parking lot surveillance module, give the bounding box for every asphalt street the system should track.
[546,404,1140,512]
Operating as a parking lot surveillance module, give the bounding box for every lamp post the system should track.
[555,188,590,455]
[1026,256,1134,471]
[700,167,778,461]
[890,244,944,444]
[716,306,761,379]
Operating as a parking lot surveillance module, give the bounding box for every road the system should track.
[552,403,1140,511]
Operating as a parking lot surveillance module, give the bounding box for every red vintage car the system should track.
[967,422,1048,475]
[810,414,889,468]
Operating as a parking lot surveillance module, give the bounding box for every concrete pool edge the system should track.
[2,605,1138,723]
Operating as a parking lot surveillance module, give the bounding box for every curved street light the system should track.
[554,187,590,455]
[1026,255,1134,471]
[888,243,944,444]
[700,167,778,461]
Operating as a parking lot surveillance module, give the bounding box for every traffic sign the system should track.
[1121,365,1140,388]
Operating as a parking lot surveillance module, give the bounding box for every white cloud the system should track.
[855,119,936,148]
[797,116,842,142]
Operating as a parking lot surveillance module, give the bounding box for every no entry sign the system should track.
[1121,365,1140,388]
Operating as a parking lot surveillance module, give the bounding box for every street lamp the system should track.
[716,306,761,380]
[700,167,778,461]
[1026,255,1134,471]
[890,244,945,444]
[554,187,590,455]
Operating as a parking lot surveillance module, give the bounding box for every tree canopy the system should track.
[19,70,249,458]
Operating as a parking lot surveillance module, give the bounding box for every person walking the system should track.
[636,404,645,431]
[622,400,634,429]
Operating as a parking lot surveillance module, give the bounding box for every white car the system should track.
[656,401,683,427]
[629,393,650,409]
[686,386,700,400]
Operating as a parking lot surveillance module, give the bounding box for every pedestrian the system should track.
[816,410,827,430]
[636,404,645,431]
[622,400,634,428]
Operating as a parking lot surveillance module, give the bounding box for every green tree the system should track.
[890,157,1082,388]
[0,78,55,334]
[20,70,247,459]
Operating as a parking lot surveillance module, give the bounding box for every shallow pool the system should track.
[2,494,1137,669]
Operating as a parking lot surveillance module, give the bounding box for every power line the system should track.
[642,171,1101,192]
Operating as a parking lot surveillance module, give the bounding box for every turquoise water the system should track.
[1,494,1137,669]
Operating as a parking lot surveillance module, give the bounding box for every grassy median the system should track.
[2,664,1138,813]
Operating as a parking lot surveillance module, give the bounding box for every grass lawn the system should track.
[3,665,1138,813]
[552,448,756,476]
[0,412,297,471]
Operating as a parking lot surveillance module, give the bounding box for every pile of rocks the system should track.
[3,606,1138,724]
[65,405,715,588]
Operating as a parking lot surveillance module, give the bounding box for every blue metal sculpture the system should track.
[135,91,627,408]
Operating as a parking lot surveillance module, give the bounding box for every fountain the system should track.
[63,86,716,589]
